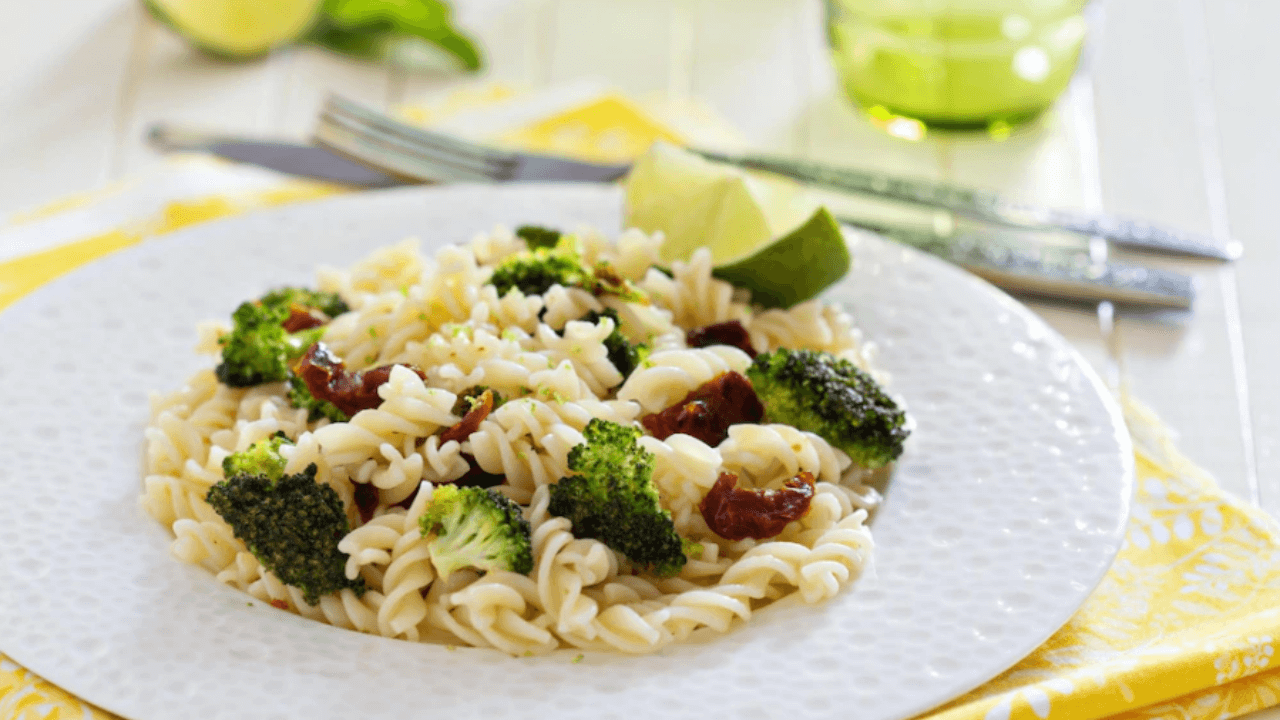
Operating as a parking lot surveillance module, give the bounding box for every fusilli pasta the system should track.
[141,223,891,656]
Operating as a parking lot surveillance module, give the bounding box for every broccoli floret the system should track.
[208,460,363,605]
[215,301,325,387]
[489,245,591,297]
[515,225,561,250]
[746,348,909,468]
[258,287,349,318]
[576,309,646,381]
[287,374,349,423]
[419,485,533,579]
[548,419,687,577]
[490,235,648,305]
[221,432,293,482]
[214,286,347,388]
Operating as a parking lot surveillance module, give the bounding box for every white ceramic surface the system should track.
[0,185,1132,720]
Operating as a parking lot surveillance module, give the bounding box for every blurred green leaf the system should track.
[310,0,483,71]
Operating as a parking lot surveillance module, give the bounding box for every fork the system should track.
[314,94,630,184]
[313,93,1238,261]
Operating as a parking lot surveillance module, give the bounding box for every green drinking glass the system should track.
[825,0,1089,130]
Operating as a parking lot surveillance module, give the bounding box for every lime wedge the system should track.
[710,208,849,309]
[147,0,323,59]
[624,142,850,308]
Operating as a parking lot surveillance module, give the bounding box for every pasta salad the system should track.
[141,223,908,655]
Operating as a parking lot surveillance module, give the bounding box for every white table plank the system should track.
[1201,0,1280,518]
[547,0,677,95]
[0,0,131,102]
[455,0,557,88]
[1090,0,1253,502]
[0,0,140,218]
[269,46,393,138]
[685,0,810,151]
[114,14,291,177]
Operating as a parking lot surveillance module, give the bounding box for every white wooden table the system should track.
[1,0,1276,716]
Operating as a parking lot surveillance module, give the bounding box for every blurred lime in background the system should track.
[146,0,322,58]
[146,0,482,70]
[825,0,1087,131]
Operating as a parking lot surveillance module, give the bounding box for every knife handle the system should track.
[1039,207,1243,260]
[845,220,1196,310]
[148,124,221,153]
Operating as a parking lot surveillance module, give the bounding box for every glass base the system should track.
[850,90,1049,136]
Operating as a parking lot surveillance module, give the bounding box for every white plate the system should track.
[0,185,1132,720]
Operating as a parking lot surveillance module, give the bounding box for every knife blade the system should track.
[149,125,406,188]
[145,124,1196,309]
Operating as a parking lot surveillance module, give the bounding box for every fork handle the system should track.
[697,150,1241,261]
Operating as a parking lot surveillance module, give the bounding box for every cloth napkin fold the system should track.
[2,89,1279,720]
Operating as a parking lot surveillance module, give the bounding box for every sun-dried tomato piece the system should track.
[641,371,764,446]
[281,304,328,332]
[699,471,816,541]
[353,481,380,524]
[294,343,424,417]
[686,320,757,358]
[440,389,495,444]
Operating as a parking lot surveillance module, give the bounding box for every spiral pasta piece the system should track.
[337,485,437,639]
[639,248,750,329]
[718,423,851,485]
[540,285,603,330]
[534,318,623,397]
[617,346,752,414]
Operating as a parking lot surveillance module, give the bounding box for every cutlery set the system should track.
[149,94,1236,311]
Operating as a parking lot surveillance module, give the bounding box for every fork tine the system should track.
[318,108,506,179]
[317,109,508,179]
[321,95,518,173]
[315,111,506,184]
[321,108,508,177]
[318,105,513,182]
[315,93,632,185]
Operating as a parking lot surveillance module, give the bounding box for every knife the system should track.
[146,124,1195,310]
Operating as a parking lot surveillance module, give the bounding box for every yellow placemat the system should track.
[2,87,1278,720]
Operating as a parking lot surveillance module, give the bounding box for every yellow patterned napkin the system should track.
[2,89,1280,720]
